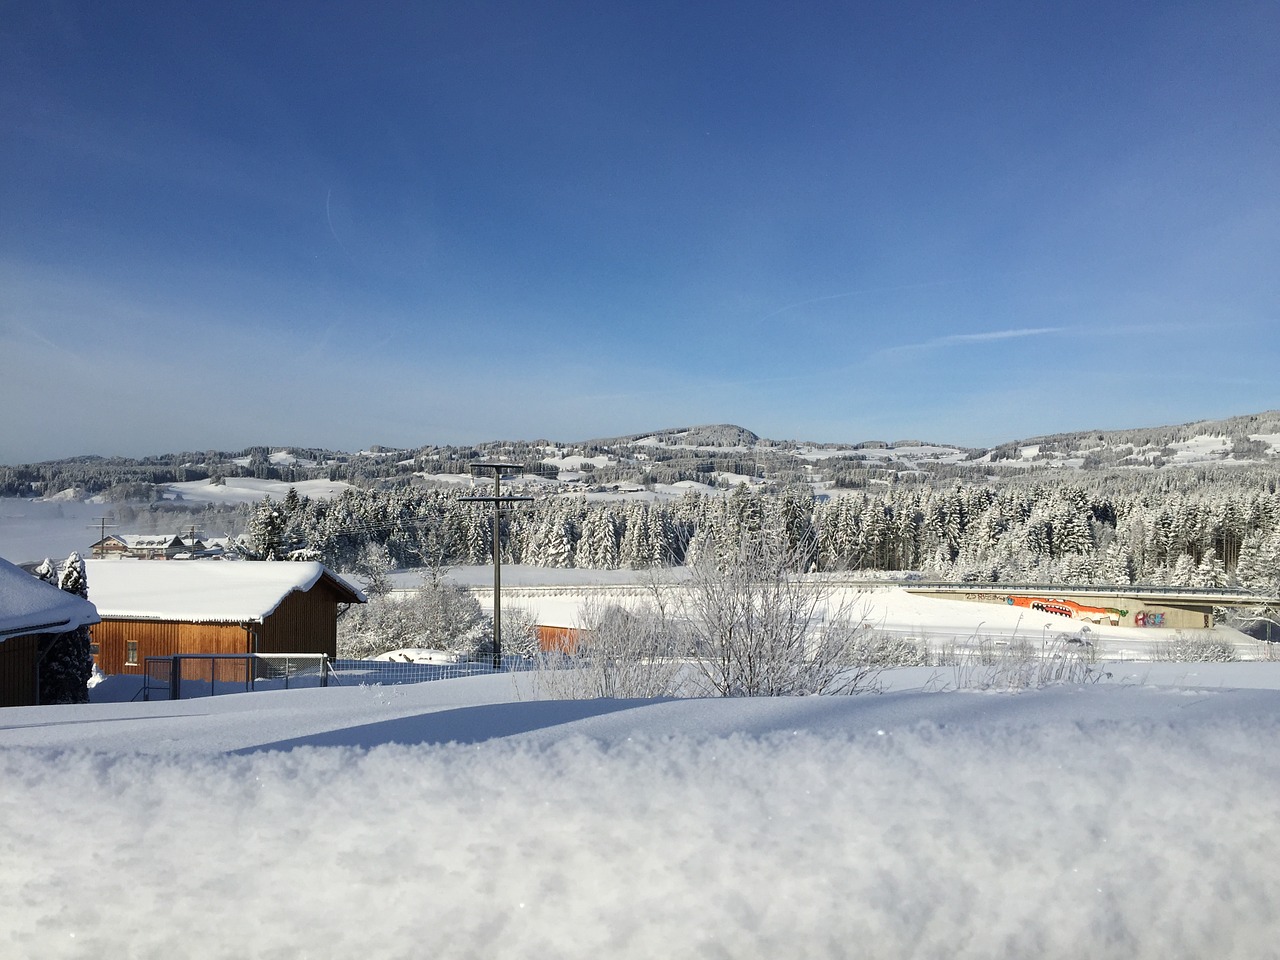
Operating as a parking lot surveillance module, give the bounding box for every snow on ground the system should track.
[416,471,479,486]
[162,476,353,505]
[229,450,321,468]
[710,470,766,487]
[4,665,1280,958]
[791,444,970,463]
[427,567,1262,661]
[1169,434,1232,463]
[540,454,613,470]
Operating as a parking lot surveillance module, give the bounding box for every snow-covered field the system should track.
[4,665,1280,958]
[163,476,353,505]
[429,565,1263,662]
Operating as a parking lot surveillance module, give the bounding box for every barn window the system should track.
[126,641,138,665]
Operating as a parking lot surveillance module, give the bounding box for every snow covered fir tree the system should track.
[32,552,94,705]
[244,465,1280,592]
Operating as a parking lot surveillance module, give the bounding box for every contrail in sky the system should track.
[881,326,1064,357]
[758,278,976,323]
[326,188,349,255]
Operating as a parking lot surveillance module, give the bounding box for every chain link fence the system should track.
[142,653,538,701]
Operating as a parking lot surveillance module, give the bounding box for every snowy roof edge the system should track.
[85,561,366,623]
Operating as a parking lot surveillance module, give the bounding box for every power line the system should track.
[87,517,118,544]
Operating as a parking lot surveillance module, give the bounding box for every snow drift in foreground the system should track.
[4,672,1280,959]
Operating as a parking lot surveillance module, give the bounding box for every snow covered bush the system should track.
[1154,632,1240,663]
[337,574,491,660]
[851,632,932,667]
[499,604,542,660]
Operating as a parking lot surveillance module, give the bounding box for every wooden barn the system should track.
[0,556,100,707]
[536,624,582,653]
[85,560,365,675]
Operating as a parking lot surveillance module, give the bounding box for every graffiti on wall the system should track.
[1004,595,1129,626]
[1134,611,1165,628]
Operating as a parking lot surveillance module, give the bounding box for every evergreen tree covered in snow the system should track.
[33,558,58,586]
[37,552,92,705]
[205,460,1280,592]
[247,496,288,559]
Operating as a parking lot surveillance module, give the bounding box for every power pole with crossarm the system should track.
[459,463,533,670]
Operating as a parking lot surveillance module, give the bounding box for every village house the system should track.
[0,556,100,707]
[91,533,208,560]
[85,560,365,674]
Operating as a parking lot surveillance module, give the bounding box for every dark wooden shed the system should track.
[85,560,365,675]
[0,556,100,707]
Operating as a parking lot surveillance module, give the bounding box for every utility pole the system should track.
[459,463,532,670]
[88,517,118,556]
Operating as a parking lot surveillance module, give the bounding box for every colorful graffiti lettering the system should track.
[1006,596,1129,626]
[1135,611,1166,628]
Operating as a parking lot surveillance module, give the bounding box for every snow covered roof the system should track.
[119,535,184,548]
[84,560,365,624]
[0,556,99,640]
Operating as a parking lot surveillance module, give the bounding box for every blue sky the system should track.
[2,1,1276,461]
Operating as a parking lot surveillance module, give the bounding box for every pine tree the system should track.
[542,512,575,569]
[247,496,287,559]
[576,507,620,569]
[1194,546,1227,588]
[357,542,395,597]
[620,502,652,569]
[646,504,673,566]
[1100,543,1136,584]
[1170,553,1197,586]
[38,552,93,705]
[33,557,58,586]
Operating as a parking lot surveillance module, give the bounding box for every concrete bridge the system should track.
[901,583,1278,631]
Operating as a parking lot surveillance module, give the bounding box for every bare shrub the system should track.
[673,537,880,697]
[531,596,685,699]
[939,627,1104,690]
[532,536,883,699]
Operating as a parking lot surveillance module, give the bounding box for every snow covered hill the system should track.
[9,410,1280,509]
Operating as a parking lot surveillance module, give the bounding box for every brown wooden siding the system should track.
[0,634,41,707]
[257,585,339,658]
[537,625,581,654]
[92,620,251,675]
[91,581,346,674]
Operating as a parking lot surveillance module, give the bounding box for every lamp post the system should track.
[459,463,533,670]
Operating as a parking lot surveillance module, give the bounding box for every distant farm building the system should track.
[0,556,100,707]
[86,560,365,675]
[901,585,1223,630]
[91,534,207,560]
[537,625,581,653]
